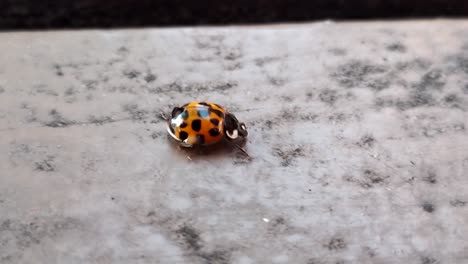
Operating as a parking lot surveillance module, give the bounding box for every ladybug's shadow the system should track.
[167,136,250,160]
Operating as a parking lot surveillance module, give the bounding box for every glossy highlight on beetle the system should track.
[166,101,248,147]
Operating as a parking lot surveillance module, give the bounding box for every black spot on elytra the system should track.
[273,146,305,167]
[198,102,210,106]
[35,156,55,172]
[357,135,375,148]
[191,119,202,132]
[420,256,438,264]
[210,109,224,118]
[422,202,435,213]
[386,43,407,53]
[450,199,467,207]
[175,224,202,251]
[325,237,347,250]
[332,60,387,88]
[179,131,189,141]
[209,128,220,137]
[180,122,188,128]
[210,118,220,126]
[123,69,141,79]
[196,134,205,144]
[198,109,210,118]
[422,171,437,184]
[45,109,75,127]
[144,73,157,83]
[319,89,338,105]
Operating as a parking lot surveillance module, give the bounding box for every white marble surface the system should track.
[1,20,468,264]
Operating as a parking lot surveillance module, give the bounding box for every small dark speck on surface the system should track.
[35,156,55,172]
[328,48,347,56]
[422,202,435,213]
[0,86,4,93]
[415,69,445,91]
[273,146,305,167]
[463,84,468,94]
[88,115,114,125]
[450,199,467,207]
[357,134,375,148]
[64,87,75,96]
[117,46,129,54]
[421,256,438,264]
[444,94,461,108]
[45,109,75,127]
[122,103,149,121]
[423,172,437,184]
[53,64,63,76]
[319,89,338,105]
[332,60,387,88]
[361,169,387,188]
[386,43,407,53]
[325,237,347,251]
[198,250,231,264]
[144,73,157,83]
[176,224,202,251]
[151,131,164,139]
[123,69,141,79]
[396,92,434,110]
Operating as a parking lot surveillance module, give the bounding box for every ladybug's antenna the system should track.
[230,142,251,159]
[159,112,168,121]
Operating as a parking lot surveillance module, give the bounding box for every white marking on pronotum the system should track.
[241,124,246,130]
[172,115,184,127]
[226,129,238,139]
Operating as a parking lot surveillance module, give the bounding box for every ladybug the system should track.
[165,101,248,147]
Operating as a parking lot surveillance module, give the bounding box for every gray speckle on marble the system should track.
[1,20,468,264]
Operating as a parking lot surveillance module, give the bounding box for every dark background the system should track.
[1,0,467,29]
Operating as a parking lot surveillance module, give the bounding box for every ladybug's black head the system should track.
[224,112,248,140]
